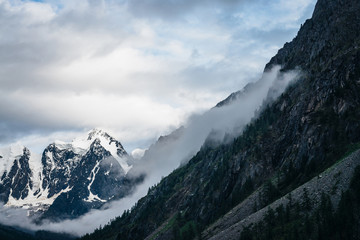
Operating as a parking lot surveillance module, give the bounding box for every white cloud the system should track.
[0,0,316,151]
[131,148,146,159]
[0,0,317,236]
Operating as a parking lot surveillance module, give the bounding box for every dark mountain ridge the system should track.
[0,223,76,240]
[81,0,360,239]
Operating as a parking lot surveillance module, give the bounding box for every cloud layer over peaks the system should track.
[0,0,316,152]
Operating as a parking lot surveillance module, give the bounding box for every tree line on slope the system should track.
[240,165,360,240]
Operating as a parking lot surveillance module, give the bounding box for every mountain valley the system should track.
[1,0,360,239]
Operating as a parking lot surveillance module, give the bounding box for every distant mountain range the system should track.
[0,129,142,221]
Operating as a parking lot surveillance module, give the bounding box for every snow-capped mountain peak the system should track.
[87,128,111,141]
[0,129,138,220]
[54,128,126,152]
[59,129,131,173]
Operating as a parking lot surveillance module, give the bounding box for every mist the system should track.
[130,65,300,179]
[0,66,300,236]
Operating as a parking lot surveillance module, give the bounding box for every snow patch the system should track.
[84,160,106,203]
[5,186,73,210]
[28,152,42,191]
[0,145,24,180]
[100,138,132,174]
[45,150,56,172]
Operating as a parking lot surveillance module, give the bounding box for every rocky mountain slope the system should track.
[203,149,360,239]
[0,129,141,220]
[78,0,360,239]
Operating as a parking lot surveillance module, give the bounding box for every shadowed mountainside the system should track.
[80,0,360,239]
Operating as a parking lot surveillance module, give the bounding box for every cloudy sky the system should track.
[0,0,316,153]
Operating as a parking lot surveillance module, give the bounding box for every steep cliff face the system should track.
[262,0,360,173]
[81,0,360,239]
[267,0,360,71]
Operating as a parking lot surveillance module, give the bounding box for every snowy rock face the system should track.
[0,129,140,220]
[0,146,35,203]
